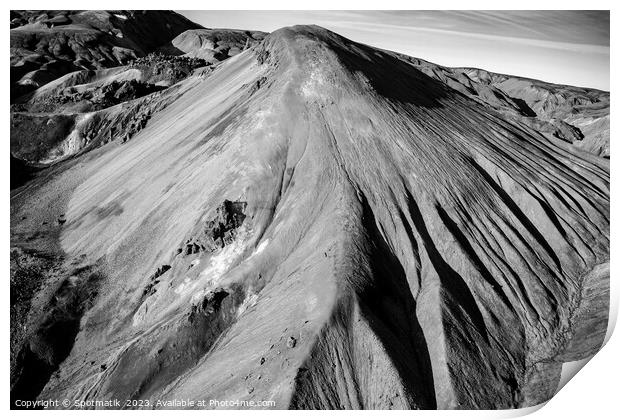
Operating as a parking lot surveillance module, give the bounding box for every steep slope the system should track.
[478,72,610,157]
[397,55,610,157]
[10,25,609,410]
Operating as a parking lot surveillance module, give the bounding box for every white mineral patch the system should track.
[237,292,259,316]
[252,239,269,256]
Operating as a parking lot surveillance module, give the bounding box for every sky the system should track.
[178,10,610,90]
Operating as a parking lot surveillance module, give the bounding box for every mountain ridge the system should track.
[10,22,609,410]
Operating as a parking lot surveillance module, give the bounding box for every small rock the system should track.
[286,336,297,348]
[247,387,254,394]
[100,364,107,371]
[259,357,266,365]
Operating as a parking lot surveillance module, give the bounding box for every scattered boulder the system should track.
[286,337,297,349]
[207,200,247,248]
[174,200,248,260]
[142,264,172,297]
[128,53,207,85]
[184,242,203,255]
[150,265,171,281]
[188,288,230,322]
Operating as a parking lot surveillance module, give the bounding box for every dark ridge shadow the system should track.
[357,193,437,408]
[509,96,537,117]
[336,41,452,107]
[404,191,489,343]
[10,155,41,190]
[435,205,512,308]
[467,158,563,273]
[155,41,186,56]
[102,11,202,56]
[531,195,567,239]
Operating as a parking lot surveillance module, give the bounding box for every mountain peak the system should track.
[258,24,348,63]
[254,24,453,109]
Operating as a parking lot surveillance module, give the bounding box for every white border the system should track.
[3,1,616,418]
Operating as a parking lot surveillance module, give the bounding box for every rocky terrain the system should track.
[10,10,201,99]
[10,10,263,173]
[161,28,267,62]
[10,16,609,410]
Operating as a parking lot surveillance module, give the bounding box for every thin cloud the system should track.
[179,10,610,90]
[330,20,609,55]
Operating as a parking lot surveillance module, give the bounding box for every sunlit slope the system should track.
[38,26,608,409]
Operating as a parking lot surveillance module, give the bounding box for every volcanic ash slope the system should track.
[34,26,608,409]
